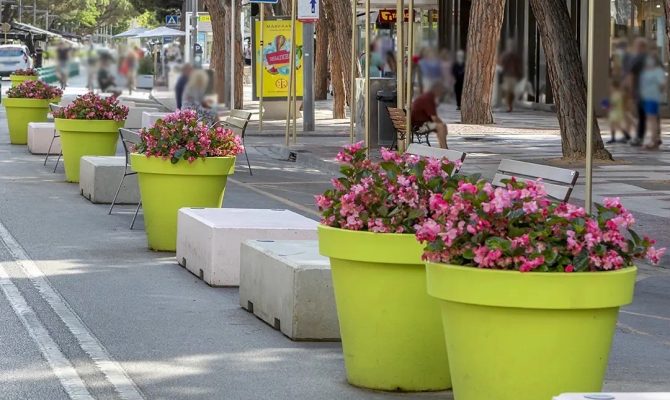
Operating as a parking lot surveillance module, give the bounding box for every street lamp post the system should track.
[585,0,595,214]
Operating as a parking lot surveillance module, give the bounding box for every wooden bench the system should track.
[493,159,579,202]
[219,110,253,175]
[387,106,433,149]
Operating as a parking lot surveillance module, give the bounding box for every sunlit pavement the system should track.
[0,75,667,399]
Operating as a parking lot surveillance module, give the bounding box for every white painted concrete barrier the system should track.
[176,208,318,287]
[239,240,339,341]
[141,111,170,129]
[554,394,670,400]
[125,107,162,130]
[79,156,140,204]
[27,122,60,155]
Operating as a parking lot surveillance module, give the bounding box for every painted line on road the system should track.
[0,263,95,400]
[0,222,146,400]
[228,177,321,218]
[621,310,670,322]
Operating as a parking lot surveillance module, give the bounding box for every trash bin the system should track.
[377,89,397,147]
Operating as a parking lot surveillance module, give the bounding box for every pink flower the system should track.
[565,265,575,273]
[646,247,666,264]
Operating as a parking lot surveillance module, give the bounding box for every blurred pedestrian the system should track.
[418,48,443,94]
[626,38,648,146]
[440,49,454,103]
[85,41,99,91]
[182,69,217,125]
[639,54,665,150]
[606,80,630,144]
[175,63,193,110]
[384,50,397,77]
[360,43,384,78]
[411,83,449,149]
[499,39,522,112]
[120,49,138,95]
[97,55,118,95]
[55,41,71,90]
[452,50,465,110]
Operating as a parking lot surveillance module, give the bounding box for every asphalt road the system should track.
[0,107,668,398]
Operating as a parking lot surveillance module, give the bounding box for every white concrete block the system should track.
[554,394,670,400]
[239,240,339,341]
[27,123,60,155]
[176,208,318,287]
[79,156,140,204]
[141,111,170,129]
[125,107,162,129]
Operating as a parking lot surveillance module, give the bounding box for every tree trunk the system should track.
[314,9,329,100]
[233,0,244,108]
[330,41,346,119]
[665,1,670,56]
[278,0,290,15]
[461,0,505,124]
[529,0,611,160]
[323,0,352,107]
[203,0,226,102]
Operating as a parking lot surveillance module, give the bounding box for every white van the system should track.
[0,45,33,77]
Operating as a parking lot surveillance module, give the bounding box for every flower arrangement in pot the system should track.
[315,143,460,392]
[131,109,244,251]
[53,93,128,182]
[4,80,62,145]
[419,177,665,400]
[10,68,39,87]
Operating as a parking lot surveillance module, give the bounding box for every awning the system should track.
[113,27,149,39]
[12,22,62,38]
[136,26,186,38]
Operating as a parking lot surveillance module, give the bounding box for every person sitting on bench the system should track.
[411,83,449,149]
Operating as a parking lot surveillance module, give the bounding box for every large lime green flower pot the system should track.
[317,225,450,392]
[130,154,236,252]
[426,263,637,400]
[9,74,38,87]
[55,119,124,183]
[4,97,58,144]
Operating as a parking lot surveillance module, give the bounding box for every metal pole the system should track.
[364,0,370,152]
[405,0,414,141]
[349,0,357,143]
[303,22,315,131]
[191,0,198,64]
[230,0,236,110]
[396,0,405,150]
[259,6,265,132]
[585,0,594,214]
[33,0,36,25]
[18,0,22,23]
[285,1,298,146]
[292,0,298,143]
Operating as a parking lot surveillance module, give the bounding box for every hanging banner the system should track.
[254,19,304,99]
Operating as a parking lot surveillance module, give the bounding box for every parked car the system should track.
[0,45,33,77]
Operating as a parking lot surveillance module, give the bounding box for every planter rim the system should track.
[9,74,38,80]
[55,118,125,133]
[4,97,59,108]
[130,153,236,176]
[426,262,636,310]
[318,225,424,265]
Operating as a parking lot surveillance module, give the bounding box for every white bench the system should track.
[79,156,140,204]
[239,240,339,341]
[27,123,60,155]
[141,111,170,129]
[554,394,670,400]
[125,107,162,130]
[176,208,318,287]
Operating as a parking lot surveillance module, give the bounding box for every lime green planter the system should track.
[4,97,58,144]
[426,263,637,400]
[130,154,236,252]
[318,226,450,392]
[9,74,39,87]
[55,119,124,183]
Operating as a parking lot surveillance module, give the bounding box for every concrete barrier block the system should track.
[554,395,670,400]
[176,208,318,287]
[79,156,140,204]
[240,240,339,341]
[141,112,170,129]
[27,122,60,155]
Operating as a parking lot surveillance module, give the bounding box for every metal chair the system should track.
[109,128,142,229]
[219,110,253,175]
[45,103,63,172]
[493,159,579,202]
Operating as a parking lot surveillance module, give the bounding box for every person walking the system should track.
[182,69,217,125]
[606,80,631,144]
[626,38,648,146]
[55,41,71,90]
[639,54,665,150]
[411,84,449,149]
[418,48,443,94]
[175,64,193,110]
[499,40,522,112]
[451,50,465,110]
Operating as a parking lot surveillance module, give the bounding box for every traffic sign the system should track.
[298,0,319,22]
[165,15,181,26]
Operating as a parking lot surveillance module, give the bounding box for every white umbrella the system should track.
[136,27,186,38]
[113,27,148,39]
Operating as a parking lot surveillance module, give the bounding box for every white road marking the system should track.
[228,177,321,217]
[0,222,145,400]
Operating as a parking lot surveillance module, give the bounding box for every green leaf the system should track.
[574,251,589,272]
[485,237,512,252]
[628,229,641,246]
[462,248,475,260]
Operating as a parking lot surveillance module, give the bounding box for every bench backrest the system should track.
[119,128,141,167]
[387,106,407,135]
[493,159,579,202]
[49,103,63,114]
[230,109,253,121]
[406,144,466,166]
[222,116,249,136]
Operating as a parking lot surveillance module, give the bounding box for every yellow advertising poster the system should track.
[254,19,304,98]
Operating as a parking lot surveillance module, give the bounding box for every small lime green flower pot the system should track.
[55,118,124,183]
[9,74,39,87]
[130,154,236,252]
[426,263,637,400]
[318,226,450,392]
[4,97,59,144]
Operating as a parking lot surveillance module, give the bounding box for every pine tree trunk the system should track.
[278,0,290,15]
[330,44,346,119]
[233,0,244,108]
[665,1,670,56]
[323,0,353,108]
[314,12,329,100]
[461,0,505,124]
[529,0,611,160]
[204,0,226,102]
